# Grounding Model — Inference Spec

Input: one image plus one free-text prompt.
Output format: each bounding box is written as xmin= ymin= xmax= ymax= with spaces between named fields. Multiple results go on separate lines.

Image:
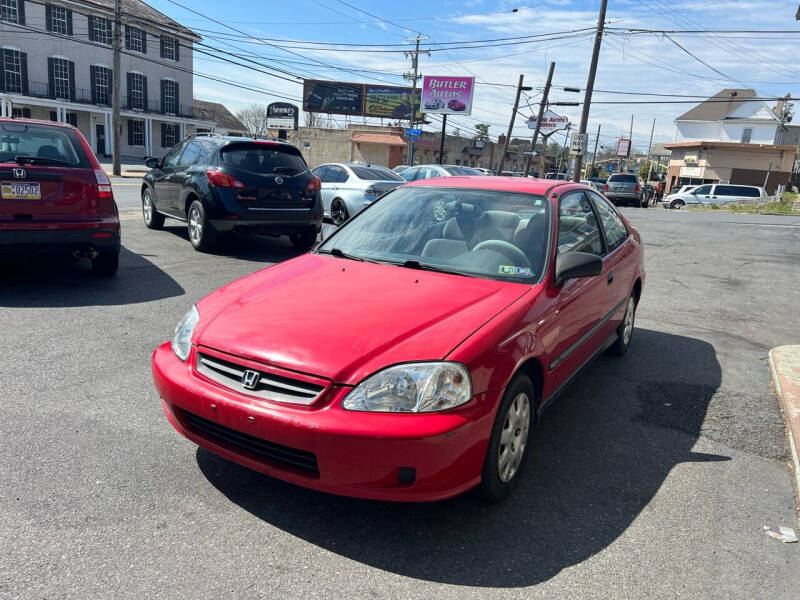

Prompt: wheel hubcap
xmin=331 ymin=201 xmax=346 ymax=225
xmin=623 ymin=297 xmax=635 ymax=345
xmin=498 ymin=393 xmax=530 ymax=483
xmin=143 ymin=193 xmax=152 ymax=222
xmin=189 ymin=208 xmax=202 ymax=244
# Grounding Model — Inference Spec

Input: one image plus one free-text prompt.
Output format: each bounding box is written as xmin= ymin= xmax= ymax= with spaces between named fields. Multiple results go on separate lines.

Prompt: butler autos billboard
xmin=420 ymin=76 xmax=475 ymax=116
xmin=303 ymin=80 xmax=421 ymax=118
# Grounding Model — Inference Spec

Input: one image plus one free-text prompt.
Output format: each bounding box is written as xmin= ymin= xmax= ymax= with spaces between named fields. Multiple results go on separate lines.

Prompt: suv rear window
xmin=350 ymin=166 xmax=403 ymax=181
xmin=0 ymin=122 xmax=89 ymax=167
xmin=608 ymin=174 xmax=636 ymax=182
xmin=220 ymin=143 xmax=307 ymax=174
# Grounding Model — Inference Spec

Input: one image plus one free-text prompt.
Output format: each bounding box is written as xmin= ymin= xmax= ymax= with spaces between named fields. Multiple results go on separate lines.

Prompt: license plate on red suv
xmin=1 ymin=181 xmax=41 ymax=200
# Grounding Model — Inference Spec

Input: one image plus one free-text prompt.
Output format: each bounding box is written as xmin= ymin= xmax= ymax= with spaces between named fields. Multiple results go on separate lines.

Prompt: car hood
xmin=194 ymin=254 xmax=530 ymax=385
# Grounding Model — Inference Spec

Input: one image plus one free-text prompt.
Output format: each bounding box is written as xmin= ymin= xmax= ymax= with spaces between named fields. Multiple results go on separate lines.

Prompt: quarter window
xmin=558 ymin=192 xmax=603 ymax=256
xmin=588 ymin=191 xmax=628 ymax=252
xmin=0 ymin=0 xmax=20 ymax=23
xmin=2 ymin=49 xmax=24 ymax=94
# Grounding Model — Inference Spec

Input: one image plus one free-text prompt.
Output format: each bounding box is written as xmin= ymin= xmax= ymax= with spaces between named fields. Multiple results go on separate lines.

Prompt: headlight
xmin=171 ymin=305 xmax=199 ymax=362
xmin=342 ymin=362 xmax=472 ymax=413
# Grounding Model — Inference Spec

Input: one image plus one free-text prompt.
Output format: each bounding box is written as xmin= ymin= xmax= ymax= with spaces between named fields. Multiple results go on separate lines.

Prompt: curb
xmin=769 ymin=346 xmax=800 ymax=501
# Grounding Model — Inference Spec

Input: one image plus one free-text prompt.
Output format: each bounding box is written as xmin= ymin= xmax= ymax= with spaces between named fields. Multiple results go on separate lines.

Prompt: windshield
xmin=0 ymin=122 xmax=88 ymax=167
xmin=350 ymin=166 xmax=403 ymax=181
xmin=220 ymin=144 xmax=307 ymax=174
xmin=444 ymin=166 xmax=481 ymax=176
xmin=318 ymin=186 xmax=551 ymax=282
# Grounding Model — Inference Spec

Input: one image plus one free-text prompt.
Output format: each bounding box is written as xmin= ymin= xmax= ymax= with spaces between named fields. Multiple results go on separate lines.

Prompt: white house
xmin=0 ymin=0 xmax=220 ymax=158
xmin=673 ymin=89 xmax=785 ymax=145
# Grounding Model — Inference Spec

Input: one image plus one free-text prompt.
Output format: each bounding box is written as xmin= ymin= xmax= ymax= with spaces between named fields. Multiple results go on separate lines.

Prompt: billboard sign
xmin=365 ymin=85 xmax=422 ymax=119
xmin=616 ymin=137 xmax=631 ymax=157
xmin=420 ymin=76 xmax=475 ymax=116
xmin=266 ymin=102 xmax=299 ymax=130
xmin=526 ymin=110 xmax=569 ymax=134
xmin=303 ymin=80 xmax=364 ymax=115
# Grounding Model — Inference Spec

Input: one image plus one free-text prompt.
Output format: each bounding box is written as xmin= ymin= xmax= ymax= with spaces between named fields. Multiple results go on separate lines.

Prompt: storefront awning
xmin=350 ymin=133 xmax=407 ymax=146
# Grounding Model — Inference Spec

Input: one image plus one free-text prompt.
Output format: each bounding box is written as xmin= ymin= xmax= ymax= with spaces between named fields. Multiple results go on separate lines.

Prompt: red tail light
xmin=306 ymin=176 xmax=321 ymax=192
xmin=603 ymin=183 xmax=609 ymax=192
xmin=94 ymin=169 xmax=113 ymax=200
xmin=206 ymin=169 xmax=246 ymax=189
xmin=635 ymin=184 xmax=640 ymax=193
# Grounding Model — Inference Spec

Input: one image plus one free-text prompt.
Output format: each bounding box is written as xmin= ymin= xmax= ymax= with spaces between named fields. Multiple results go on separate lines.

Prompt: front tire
xmin=670 ymin=200 xmax=684 ymax=210
xmin=187 ymin=200 xmax=217 ymax=252
xmin=610 ymin=293 xmax=636 ymax=356
xmin=478 ymin=374 xmax=534 ymax=501
xmin=330 ymin=199 xmax=349 ymax=226
xmin=142 ymin=188 xmax=165 ymax=230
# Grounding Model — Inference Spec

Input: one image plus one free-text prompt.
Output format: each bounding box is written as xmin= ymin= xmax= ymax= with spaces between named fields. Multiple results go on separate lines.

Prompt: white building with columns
xmin=0 ymin=0 xmax=216 ymax=158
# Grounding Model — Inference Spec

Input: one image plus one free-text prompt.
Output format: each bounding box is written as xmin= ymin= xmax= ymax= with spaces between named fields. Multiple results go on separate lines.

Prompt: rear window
xmin=444 ymin=166 xmax=480 ymax=176
xmin=220 ymin=143 xmax=307 ymax=174
xmin=0 ymin=122 xmax=89 ymax=167
xmin=608 ymin=174 xmax=636 ymax=182
xmin=350 ymin=166 xmax=403 ymax=181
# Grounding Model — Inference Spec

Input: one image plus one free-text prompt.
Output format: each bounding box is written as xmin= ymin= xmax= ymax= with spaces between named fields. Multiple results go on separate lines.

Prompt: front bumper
xmin=152 ymin=343 xmax=497 ymax=502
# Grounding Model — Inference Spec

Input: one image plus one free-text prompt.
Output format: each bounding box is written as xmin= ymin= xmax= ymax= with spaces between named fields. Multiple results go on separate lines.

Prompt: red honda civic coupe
xmin=152 ymin=177 xmax=645 ymax=501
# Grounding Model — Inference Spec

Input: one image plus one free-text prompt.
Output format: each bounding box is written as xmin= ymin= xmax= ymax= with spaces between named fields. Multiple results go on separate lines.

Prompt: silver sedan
xmin=311 ymin=162 xmax=405 ymax=225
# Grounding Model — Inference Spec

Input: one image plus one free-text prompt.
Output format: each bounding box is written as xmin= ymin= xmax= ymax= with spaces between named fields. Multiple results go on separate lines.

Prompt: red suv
xmin=0 ymin=118 xmax=120 ymax=276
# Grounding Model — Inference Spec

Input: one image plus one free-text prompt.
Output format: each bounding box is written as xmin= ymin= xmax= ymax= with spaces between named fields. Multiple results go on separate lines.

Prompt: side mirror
xmin=555 ymin=251 xmax=603 ymax=285
xmin=145 ymin=157 xmax=160 ymax=169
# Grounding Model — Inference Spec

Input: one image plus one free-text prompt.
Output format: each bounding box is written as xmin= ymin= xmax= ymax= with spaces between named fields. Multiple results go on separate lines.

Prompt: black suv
xmin=141 ymin=134 xmax=322 ymax=251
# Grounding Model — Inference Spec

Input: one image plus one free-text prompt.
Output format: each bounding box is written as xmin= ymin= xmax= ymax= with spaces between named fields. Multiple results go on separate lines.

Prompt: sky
xmin=147 ymin=0 xmax=800 ymax=153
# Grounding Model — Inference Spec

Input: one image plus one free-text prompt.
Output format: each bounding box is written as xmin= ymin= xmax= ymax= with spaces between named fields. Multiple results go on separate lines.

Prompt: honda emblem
xmin=13 ymin=168 xmax=26 ymax=179
xmin=241 ymin=369 xmax=260 ymax=390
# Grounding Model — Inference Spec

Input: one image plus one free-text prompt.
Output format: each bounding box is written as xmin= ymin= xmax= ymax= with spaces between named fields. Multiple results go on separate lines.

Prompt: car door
xmin=543 ymin=190 xmax=610 ymax=390
xmin=691 ymin=184 xmax=713 ymax=204
xmin=169 ymin=140 xmax=202 ymax=214
xmin=152 ymin=140 xmax=186 ymax=213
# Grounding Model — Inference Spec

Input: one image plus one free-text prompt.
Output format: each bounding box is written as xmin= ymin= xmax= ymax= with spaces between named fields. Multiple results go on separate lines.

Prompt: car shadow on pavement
xmin=0 ymin=246 xmax=184 ymax=307
xmin=196 ymin=328 xmax=726 ymax=587
xmin=162 ymin=225 xmax=306 ymax=264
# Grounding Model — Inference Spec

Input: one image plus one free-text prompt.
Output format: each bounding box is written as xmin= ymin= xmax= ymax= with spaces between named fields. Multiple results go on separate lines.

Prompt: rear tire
xmin=610 ymin=294 xmax=636 ymax=356
xmin=290 ymin=230 xmax=318 ymax=251
xmin=187 ymin=200 xmax=216 ymax=252
xmin=92 ymin=250 xmax=119 ymax=277
xmin=142 ymin=188 xmax=164 ymax=230
xmin=478 ymin=374 xmax=534 ymax=501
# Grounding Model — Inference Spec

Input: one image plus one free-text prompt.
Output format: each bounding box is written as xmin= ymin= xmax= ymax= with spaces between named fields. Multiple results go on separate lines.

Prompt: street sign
xmin=522 ymin=150 xmax=536 ymax=156
xmin=616 ymin=137 xmax=631 ymax=157
xmin=570 ymin=132 xmax=588 ymax=156
xmin=526 ymin=110 xmax=569 ymax=134
xmin=405 ymin=128 xmax=422 ymax=137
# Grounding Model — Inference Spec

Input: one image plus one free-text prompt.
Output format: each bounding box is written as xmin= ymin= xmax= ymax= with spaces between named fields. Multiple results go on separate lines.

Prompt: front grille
xmin=196 ymin=352 xmax=325 ymax=405
xmin=178 ymin=408 xmax=320 ymax=476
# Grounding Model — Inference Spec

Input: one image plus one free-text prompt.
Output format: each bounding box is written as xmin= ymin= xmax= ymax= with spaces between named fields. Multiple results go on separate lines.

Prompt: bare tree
xmin=304 ymin=111 xmax=320 ymax=128
xmin=236 ymin=104 xmax=270 ymax=137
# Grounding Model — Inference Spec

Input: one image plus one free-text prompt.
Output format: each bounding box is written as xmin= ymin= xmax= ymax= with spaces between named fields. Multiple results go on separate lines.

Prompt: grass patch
xmin=726 ymin=201 xmax=799 ymax=215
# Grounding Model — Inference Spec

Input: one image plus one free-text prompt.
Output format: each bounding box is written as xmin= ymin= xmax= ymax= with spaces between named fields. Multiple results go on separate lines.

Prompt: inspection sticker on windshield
xmin=499 ymin=265 xmax=532 ymax=277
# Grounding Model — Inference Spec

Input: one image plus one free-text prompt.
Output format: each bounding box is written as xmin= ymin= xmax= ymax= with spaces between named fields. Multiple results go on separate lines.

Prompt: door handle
xmin=712 ymin=196 xmax=717 ymax=199
xmin=607 ymin=271 xmax=614 ymax=284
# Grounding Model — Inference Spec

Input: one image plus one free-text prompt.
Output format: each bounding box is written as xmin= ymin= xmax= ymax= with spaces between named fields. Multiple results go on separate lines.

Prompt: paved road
xmin=1 ymin=204 xmax=799 ymax=599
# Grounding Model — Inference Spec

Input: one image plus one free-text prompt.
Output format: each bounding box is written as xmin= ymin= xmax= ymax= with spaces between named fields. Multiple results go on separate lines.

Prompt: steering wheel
xmin=472 ymin=240 xmax=531 ymax=269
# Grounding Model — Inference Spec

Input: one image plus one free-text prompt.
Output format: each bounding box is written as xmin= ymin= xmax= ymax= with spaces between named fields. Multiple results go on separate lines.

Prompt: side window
xmin=715 ymin=185 xmax=736 ymax=196
xmin=400 ymin=167 xmax=416 ymax=181
xmin=336 ymin=167 xmax=350 ymax=183
xmin=745 ymin=187 xmax=761 ymax=198
xmin=178 ymin=140 xmax=201 ymax=166
xmin=558 ymin=192 xmax=603 ymax=256
xmin=588 ymin=191 xmax=629 ymax=252
xmin=326 ymin=165 xmax=343 ymax=183
xmin=162 ymin=141 xmax=186 ymax=168
xmin=692 ymin=185 xmax=712 ymax=195
xmin=413 ymin=168 xmax=430 ymax=181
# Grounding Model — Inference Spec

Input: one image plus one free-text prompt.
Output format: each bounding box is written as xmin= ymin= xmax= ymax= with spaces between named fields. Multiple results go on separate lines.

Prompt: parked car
xmin=392 ymin=164 xmax=410 ymax=174
xmin=447 ymin=99 xmax=467 ymax=111
xmin=0 ymin=118 xmax=120 ymax=275
xmin=545 ymin=172 xmax=567 ymax=180
xmin=152 ymin=178 xmax=645 ymax=501
xmin=312 ymin=162 xmax=405 ymax=226
xmin=424 ymin=99 xmax=444 ymax=110
xmin=581 ymin=179 xmax=604 ymax=192
xmin=141 ymin=134 xmax=321 ymax=252
xmin=588 ymin=176 xmax=607 ymax=186
xmin=603 ymin=173 xmax=643 ymax=207
xmin=473 ymin=167 xmax=493 ymax=175
xmin=670 ymin=184 xmax=699 ymax=197
xmin=499 ymin=171 xmax=526 ymax=177
xmin=400 ymin=164 xmax=482 ymax=181
xmin=664 ymin=183 xmax=767 ymax=209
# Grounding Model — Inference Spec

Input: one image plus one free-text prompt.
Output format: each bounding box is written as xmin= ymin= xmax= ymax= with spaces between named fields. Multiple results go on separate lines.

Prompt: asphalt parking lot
xmin=1 ymin=183 xmax=799 ymax=599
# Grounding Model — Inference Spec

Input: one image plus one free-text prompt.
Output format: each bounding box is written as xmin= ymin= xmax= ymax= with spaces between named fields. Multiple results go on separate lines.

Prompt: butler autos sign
xmin=526 ymin=110 xmax=569 ymax=134
xmin=420 ymin=76 xmax=475 ymax=116
xmin=266 ymin=102 xmax=298 ymax=130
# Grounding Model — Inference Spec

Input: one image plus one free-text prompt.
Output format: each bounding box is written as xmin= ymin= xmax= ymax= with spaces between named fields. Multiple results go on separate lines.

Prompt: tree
xmin=304 ymin=111 xmax=320 ymax=128
xmin=236 ymin=104 xmax=270 ymax=137
xmin=473 ymin=123 xmax=490 ymax=141
xmin=639 ymin=161 xmax=653 ymax=181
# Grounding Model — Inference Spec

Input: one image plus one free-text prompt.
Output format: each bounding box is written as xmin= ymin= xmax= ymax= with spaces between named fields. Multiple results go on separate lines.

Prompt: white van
xmin=665 ymin=183 xmax=766 ymax=209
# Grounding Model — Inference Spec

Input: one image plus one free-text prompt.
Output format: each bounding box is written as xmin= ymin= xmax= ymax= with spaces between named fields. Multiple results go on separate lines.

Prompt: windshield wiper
xmin=319 ymin=247 xmax=383 ymax=264
xmin=398 ymin=259 xmax=477 ymax=278
xmin=15 ymin=155 xmax=70 ymax=166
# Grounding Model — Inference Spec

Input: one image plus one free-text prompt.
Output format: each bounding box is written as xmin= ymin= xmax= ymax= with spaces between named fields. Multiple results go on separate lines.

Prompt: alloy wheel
xmin=142 ymin=191 xmax=153 ymax=223
xmin=622 ymin=297 xmax=636 ymax=346
xmin=498 ymin=392 xmax=530 ymax=483
xmin=188 ymin=207 xmax=203 ymax=245
xmin=331 ymin=200 xmax=347 ymax=226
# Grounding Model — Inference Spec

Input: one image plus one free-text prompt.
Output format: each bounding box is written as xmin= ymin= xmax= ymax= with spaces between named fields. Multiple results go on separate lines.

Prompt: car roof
xmin=405 ymin=175 xmax=590 ymax=203
xmin=0 ymin=116 xmax=77 ymax=130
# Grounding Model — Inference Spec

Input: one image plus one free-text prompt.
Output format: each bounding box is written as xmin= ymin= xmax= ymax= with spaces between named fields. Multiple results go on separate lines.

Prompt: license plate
xmin=1 ymin=181 xmax=41 ymax=200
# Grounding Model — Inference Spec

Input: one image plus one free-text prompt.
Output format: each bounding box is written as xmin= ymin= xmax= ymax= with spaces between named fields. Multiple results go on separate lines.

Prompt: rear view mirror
xmin=145 ymin=157 xmax=160 ymax=169
xmin=555 ymin=252 xmax=603 ymax=284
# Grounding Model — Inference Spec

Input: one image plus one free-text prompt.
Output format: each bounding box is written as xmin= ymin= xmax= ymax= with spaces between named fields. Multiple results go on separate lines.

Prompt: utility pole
xmin=112 ymin=0 xmax=121 ymax=176
xmin=404 ymin=36 xmax=428 ymax=167
xmin=645 ymin=117 xmax=655 ymax=182
xmin=625 ymin=114 xmax=633 ymax=171
xmin=497 ymin=74 xmax=531 ymax=174
xmin=588 ymin=123 xmax=601 ymax=179
xmin=524 ymin=61 xmax=555 ymax=177
xmin=572 ymin=0 xmax=608 ymax=182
